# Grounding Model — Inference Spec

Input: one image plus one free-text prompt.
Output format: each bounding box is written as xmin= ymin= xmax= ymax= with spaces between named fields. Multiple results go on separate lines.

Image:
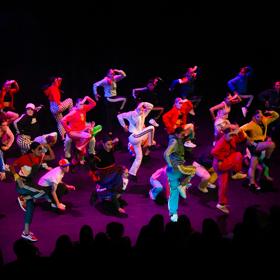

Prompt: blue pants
xmin=16 ymin=183 xmax=46 ymax=225
xmin=166 ymin=167 xmax=184 ymax=216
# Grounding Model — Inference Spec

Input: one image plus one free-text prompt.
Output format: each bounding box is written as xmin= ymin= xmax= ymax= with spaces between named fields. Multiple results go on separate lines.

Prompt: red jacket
xmin=211 ymin=131 xmax=246 ymax=161
xmin=162 ymin=100 xmax=193 ymax=134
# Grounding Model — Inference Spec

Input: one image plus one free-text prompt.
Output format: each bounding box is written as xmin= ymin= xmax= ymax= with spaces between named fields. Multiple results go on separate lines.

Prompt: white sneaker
xmin=216 ymin=203 xmax=230 ymax=214
xmin=149 ymin=118 xmax=159 ymax=127
xmin=241 ymin=107 xmax=248 ymax=118
xmin=184 ymin=141 xmax=197 ymax=148
xmin=122 ymin=178 xmax=129 ymax=191
xmin=170 ymin=213 xmax=178 ymax=222
xmin=149 ymin=190 xmax=156 ymax=200
xmin=177 ymin=185 xmax=187 ymax=199
xmin=207 ymin=183 xmax=216 ymax=189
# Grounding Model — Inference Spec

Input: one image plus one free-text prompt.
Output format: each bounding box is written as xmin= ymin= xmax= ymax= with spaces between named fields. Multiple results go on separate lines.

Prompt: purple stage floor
xmin=1 ymin=110 xmax=280 ymax=264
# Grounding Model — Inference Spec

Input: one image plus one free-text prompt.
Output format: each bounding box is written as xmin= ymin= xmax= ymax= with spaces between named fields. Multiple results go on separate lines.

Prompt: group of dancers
xmin=0 ymin=65 xmax=279 ymax=240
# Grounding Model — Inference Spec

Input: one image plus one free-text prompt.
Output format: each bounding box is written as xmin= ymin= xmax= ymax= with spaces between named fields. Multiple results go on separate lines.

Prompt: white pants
xmin=128 ymin=125 xmax=155 ymax=176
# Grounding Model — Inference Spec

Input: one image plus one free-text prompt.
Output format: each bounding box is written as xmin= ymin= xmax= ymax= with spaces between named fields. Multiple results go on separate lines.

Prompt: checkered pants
xmin=16 ymin=134 xmax=32 ymax=154
xmin=50 ymin=98 xmax=73 ymax=138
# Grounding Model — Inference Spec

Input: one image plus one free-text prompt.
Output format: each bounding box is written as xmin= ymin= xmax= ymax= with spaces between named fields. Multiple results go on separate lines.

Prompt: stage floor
xmin=1 ymin=109 xmax=280 ymax=264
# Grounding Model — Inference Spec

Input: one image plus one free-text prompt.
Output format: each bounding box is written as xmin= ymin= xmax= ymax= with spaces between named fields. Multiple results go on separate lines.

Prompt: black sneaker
xmin=118 ymin=197 xmax=128 ymax=207
xmin=128 ymin=174 xmax=138 ymax=182
xmin=249 ymin=183 xmax=261 ymax=192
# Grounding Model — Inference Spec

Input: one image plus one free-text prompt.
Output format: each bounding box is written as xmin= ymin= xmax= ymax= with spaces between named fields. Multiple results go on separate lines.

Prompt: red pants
xmin=213 ymin=152 xmax=243 ymax=205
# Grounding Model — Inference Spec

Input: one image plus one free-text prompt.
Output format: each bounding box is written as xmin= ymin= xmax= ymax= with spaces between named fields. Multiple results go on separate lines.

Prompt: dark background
xmin=1 ymin=1 xmax=279 ymax=128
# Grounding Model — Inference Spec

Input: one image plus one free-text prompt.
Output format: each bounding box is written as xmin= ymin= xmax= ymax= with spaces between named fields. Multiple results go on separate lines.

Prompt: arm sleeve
xmin=93 ymin=78 xmax=106 ymax=96
xmin=117 ymin=111 xmax=132 ymax=127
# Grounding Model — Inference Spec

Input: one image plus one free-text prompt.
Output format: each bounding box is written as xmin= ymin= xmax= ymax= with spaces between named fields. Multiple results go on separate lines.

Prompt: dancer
xmin=227 ymin=66 xmax=254 ymax=118
xmin=132 ymin=77 xmax=164 ymax=127
xmin=240 ymin=110 xmax=279 ymax=190
xmin=162 ymin=97 xmax=196 ymax=148
xmin=61 ymin=96 xmax=96 ymax=165
xmin=0 ymin=79 xmax=20 ymax=111
xmin=211 ymin=127 xmax=246 ymax=214
xmin=0 ymin=113 xmax=15 ymax=156
xmin=93 ymin=68 xmax=127 ymax=132
xmin=10 ymin=141 xmax=55 ymax=242
xmin=258 ymin=81 xmax=280 ymax=110
xmin=43 ymin=76 xmax=73 ymax=140
xmin=38 ymin=158 xmax=76 ymax=211
xmin=89 ymin=134 xmax=128 ymax=217
xmin=209 ymin=93 xmax=241 ymax=142
xmin=169 ymin=66 xmax=202 ymax=108
xmin=149 ymin=165 xmax=169 ymax=203
xmin=117 ymin=102 xmax=156 ymax=181
xmin=164 ymin=127 xmax=196 ymax=222
xmin=13 ymin=103 xmax=44 ymax=154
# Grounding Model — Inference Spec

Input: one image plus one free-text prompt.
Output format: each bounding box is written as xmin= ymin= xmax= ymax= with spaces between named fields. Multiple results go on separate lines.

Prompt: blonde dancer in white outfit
xmin=117 ymin=102 xmax=155 ymax=180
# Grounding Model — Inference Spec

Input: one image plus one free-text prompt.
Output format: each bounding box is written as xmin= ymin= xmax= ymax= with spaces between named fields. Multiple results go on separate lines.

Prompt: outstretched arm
xmin=132 ymin=87 xmax=146 ymax=99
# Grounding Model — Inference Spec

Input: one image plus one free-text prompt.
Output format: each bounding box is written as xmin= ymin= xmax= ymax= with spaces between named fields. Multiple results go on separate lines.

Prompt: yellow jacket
xmin=240 ymin=111 xmax=279 ymax=141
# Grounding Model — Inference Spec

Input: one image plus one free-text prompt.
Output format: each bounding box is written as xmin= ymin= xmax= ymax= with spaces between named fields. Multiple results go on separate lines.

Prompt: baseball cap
xmin=59 ymin=158 xmax=71 ymax=167
xmin=25 ymin=103 xmax=35 ymax=110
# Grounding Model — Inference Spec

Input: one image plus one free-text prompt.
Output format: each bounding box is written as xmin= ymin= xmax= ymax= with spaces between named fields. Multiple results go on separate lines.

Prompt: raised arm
xmin=42 ymin=144 xmax=55 ymax=161
xmin=82 ymin=96 xmax=96 ymax=111
xmin=209 ymin=102 xmax=225 ymax=121
xmin=1 ymin=126 xmax=14 ymax=151
xmin=113 ymin=69 xmax=126 ymax=82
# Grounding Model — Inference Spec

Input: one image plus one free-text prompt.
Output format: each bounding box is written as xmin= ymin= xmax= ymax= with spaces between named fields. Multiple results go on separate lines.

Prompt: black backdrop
xmin=1 ymin=1 xmax=279 ymax=130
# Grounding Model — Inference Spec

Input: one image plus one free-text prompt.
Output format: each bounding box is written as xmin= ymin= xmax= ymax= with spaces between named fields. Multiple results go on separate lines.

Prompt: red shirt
xmin=13 ymin=153 xmax=44 ymax=177
xmin=62 ymin=105 xmax=92 ymax=132
xmin=162 ymin=100 xmax=193 ymax=134
xmin=44 ymin=85 xmax=61 ymax=104
xmin=13 ymin=154 xmax=43 ymax=168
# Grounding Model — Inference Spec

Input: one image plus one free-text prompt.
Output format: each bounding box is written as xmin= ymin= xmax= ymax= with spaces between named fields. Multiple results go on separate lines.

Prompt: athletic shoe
xmin=216 ymin=203 xmax=230 ymax=214
xmin=17 ymin=196 xmax=27 ymax=212
xmin=170 ymin=213 xmax=178 ymax=222
xmin=198 ymin=186 xmax=208 ymax=193
xmin=149 ymin=190 xmax=156 ymax=200
xmin=231 ymin=172 xmax=247 ymax=180
xmin=21 ymin=231 xmax=38 ymax=242
xmin=149 ymin=118 xmax=159 ymax=127
xmin=241 ymin=107 xmax=248 ymax=118
xmin=177 ymin=185 xmax=187 ymax=199
xmin=184 ymin=141 xmax=197 ymax=148
xmin=207 ymin=183 xmax=216 ymax=189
